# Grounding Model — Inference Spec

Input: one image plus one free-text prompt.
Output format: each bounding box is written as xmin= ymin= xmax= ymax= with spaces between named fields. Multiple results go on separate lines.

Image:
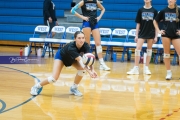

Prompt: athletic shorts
xmin=138 ymin=38 xmax=155 ymax=40
xmin=161 ymin=35 xmax=180 ymax=40
xmin=54 ymin=49 xmax=62 ymax=60
xmin=82 ymin=21 xmax=99 ymax=30
xmin=44 ymin=20 xmax=55 ymax=32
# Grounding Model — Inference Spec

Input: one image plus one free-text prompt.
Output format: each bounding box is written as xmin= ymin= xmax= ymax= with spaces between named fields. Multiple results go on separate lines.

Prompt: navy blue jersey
xmin=43 ymin=0 xmax=57 ymax=21
xmin=155 ymin=7 xmax=180 ymax=38
xmin=81 ymin=0 xmax=98 ymax=26
xmin=60 ymin=41 xmax=90 ymax=66
xmin=135 ymin=7 xmax=158 ymax=39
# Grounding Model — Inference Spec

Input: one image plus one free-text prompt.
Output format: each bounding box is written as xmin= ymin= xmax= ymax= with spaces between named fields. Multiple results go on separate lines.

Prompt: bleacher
xmin=98 ymin=0 xmax=177 ymax=29
xmin=1 ymin=0 xmax=179 ymax=42
xmin=0 ymin=0 xmax=72 ymax=42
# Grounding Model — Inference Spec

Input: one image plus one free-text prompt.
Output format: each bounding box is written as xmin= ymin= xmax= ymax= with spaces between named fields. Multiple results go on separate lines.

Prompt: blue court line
xmin=0 ymin=99 xmax=6 ymax=113
xmin=0 ymin=65 xmax=42 ymax=114
xmin=0 ymin=97 xmax=35 ymax=114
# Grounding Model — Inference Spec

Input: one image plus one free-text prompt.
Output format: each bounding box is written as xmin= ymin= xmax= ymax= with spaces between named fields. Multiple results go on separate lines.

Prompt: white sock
xmin=134 ymin=66 xmax=139 ymax=69
xmin=72 ymin=83 xmax=78 ymax=89
xmin=144 ymin=66 xmax=149 ymax=70
xmin=36 ymin=83 xmax=42 ymax=88
xmin=99 ymin=58 xmax=104 ymax=64
xmin=167 ymin=70 xmax=171 ymax=73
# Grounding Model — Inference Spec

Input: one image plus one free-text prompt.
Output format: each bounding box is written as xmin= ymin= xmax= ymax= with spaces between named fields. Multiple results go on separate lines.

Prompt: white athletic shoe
xmin=99 ymin=63 xmax=110 ymax=71
xmin=144 ymin=69 xmax=151 ymax=75
xmin=70 ymin=87 xmax=83 ymax=96
xmin=127 ymin=67 xmax=139 ymax=75
xmin=30 ymin=85 xmax=42 ymax=96
xmin=166 ymin=71 xmax=172 ymax=80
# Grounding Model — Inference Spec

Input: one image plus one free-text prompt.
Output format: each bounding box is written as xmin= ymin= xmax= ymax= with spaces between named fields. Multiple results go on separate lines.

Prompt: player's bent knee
xmin=163 ymin=53 xmax=170 ymax=58
xmin=48 ymin=76 xmax=56 ymax=83
xmin=147 ymin=49 xmax=152 ymax=56
xmin=77 ymin=70 xmax=86 ymax=76
xmin=135 ymin=49 xmax=141 ymax=56
xmin=96 ymin=45 xmax=102 ymax=54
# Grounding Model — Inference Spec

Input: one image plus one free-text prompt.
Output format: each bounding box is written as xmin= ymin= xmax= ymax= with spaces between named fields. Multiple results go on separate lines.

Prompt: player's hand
xmin=153 ymin=37 xmax=157 ymax=43
xmin=91 ymin=70 xmax=98 ymax=78
xmin=176 ymin=30 xmax=180 ymax=36
xmin=96 ymin=16 xmax=101 ymax=22
xmin=87 ymin=71 xmax=96 ymax=78
xmin=56 ymin=21 xmax=59 ymax=26
xmin=86 ymin=67 xmax=97 ymax=78
xmin=82 ymin=16 xmax=89 ymax=21
xmin=48 ymin=17 xmax=52 ymax=23
xmin=158 ymin=30 xmax=165 ymax=35
xmin=134 ymin=36 xmax=138 ymax=42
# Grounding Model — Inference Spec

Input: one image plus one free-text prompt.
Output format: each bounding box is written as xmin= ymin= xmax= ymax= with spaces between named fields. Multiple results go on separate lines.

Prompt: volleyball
xmin=82 ymin=53 xmax=95 ymax=66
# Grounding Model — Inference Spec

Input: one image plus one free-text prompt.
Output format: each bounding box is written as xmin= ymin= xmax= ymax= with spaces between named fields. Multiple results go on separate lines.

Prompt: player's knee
xmin=77 ymin=70 xmax=86 ymax=76
xmin=95 ymin=41 xmax=101 ymax=46
xmin=48 ymin=76 xmax=57 ymax=83
xmin=163 ymin=53 xmax=170 ymax=58
xmin=96 ymin=45 xmax=102 ymax=54
xmin=147 ymin=49 xmax=152 ymax=56
xmin=135 ymin=49 xmax=141 ymax=56
xmin=84 ymin=35 xmax=90 ymax=40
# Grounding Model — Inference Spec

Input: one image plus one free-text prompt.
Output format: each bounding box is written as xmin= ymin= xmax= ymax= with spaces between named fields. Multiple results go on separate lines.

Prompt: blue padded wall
xmin=0 ymin=0 xmax=71 ymax=42
xmin=98 ymin=0 xmax=176 ymax=30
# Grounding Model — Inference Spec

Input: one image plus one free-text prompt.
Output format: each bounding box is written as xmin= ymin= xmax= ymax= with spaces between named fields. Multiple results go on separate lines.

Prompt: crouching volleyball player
xmin=30 ymin=31 xmax=97 ymax=96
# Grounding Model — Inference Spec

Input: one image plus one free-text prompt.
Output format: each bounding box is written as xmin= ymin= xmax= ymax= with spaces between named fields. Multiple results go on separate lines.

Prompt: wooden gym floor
xmin=0 ymin=46 xmax=180 ymax=120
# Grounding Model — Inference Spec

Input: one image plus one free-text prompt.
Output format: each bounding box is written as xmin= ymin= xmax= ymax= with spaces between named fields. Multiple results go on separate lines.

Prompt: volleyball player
xmin=127 ymin=0 xmax=158 ymax=75
xmin=153 ymin=0 xmax=180 ymax=80
xmin=30 ymin=31 xmax=97 ymax=96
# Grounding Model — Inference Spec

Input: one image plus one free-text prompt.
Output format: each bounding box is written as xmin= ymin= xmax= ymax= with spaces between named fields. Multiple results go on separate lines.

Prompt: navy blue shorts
xmin=161 ymin=35 xmax=180 ymax=40
xmin=54 ymin=49 xmax=62 ymax=60
xmin=82 ymin=21 xmax=99 ymax=30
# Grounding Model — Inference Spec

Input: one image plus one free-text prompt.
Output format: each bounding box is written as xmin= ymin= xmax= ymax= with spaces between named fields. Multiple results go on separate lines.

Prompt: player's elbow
xmin=153 ymin=20 xmax=157 ymax=25
xmin=70 ymin=8 xmax=73 ymax=13
xmin=71 ymin=8 xmax=76 ymax=15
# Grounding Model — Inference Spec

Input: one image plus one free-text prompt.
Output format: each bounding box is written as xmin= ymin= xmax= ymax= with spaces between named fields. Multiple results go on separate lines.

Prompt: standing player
xmin=70 ymin=0 xmax=110 ymax=71
xmin=30 ymin=31 xmax=97 ymax=96
xmin=153 ymin=0 xmax=180 ymax=80
xmin=43 ymin=0 xmax=59 ymax=53
xmin=127 ymin=0 xmax=158 ymax=75
xmin=43 ymin=0 xmax=58 ymax=37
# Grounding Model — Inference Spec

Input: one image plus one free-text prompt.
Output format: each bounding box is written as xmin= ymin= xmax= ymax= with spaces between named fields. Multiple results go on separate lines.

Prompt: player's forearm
xmin=70 ymin=2 xmax=84 ymax=20
xmin=74 ymin=13 xmax=84 ymax=20
xmin=153 ymin=20 xmax=160 ymax=32
xmin=136 ymin=23 xmax=140 ymax=36
xmin=98 ymin=8 xmax=105 ymax=19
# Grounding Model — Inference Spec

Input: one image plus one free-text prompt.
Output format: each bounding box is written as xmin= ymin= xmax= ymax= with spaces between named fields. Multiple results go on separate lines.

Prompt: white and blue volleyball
xmin=82 ymin=53 xmax=95 ymax=66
